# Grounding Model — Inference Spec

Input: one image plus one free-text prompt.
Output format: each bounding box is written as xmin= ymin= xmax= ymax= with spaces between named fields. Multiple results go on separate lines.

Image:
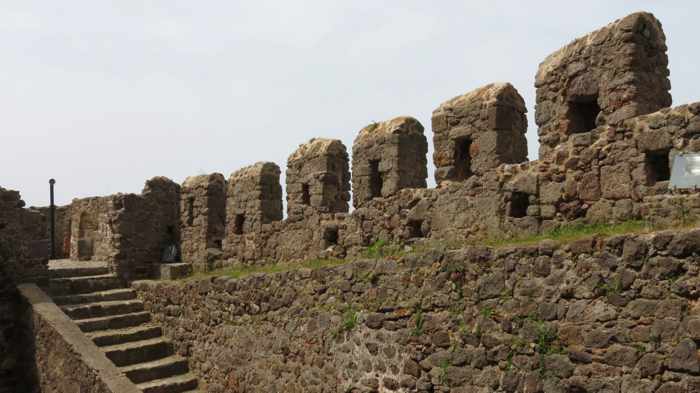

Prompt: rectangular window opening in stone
xmin=454 ymin=137 xmax=473 ymax=180
xmin=213 ymin=239 xmax=223 ymax=249
xmin=508 ymin=192 xmax=530 ymax=218
xmin=566 ymin=95 xmax=601 ymax=134
xmin=186 ymin=196 xmax=195 ymax=226
xmin=369 ymin=159 xmax=382 ymax=199
xmin=166 ymin=225 xmax=176 ymax=244
xmin=407 ymin=219 xmax=424 ymax=238
xmin=301 ymin=183 xmax=311 ymax=205
xmin=323 ymin=227 xmax=339 ymax=246
xmin=233 ymin=214 xmax=245 ymax=235
xmin=645 ymin=149 xmax=671 ymax=185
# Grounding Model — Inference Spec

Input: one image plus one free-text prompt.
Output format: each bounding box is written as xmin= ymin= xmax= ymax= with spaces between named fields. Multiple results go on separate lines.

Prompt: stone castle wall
xmin=3 ymin=12 xmax=698 ymax=282
xmin=18 ymin=284 xmax=140 ymax=393
xmin=0 ymin=188 xmax=51 ymax=390
xmin=287 ymin=138 xmax=351 ymax=218
xmin=433 ymin=83 xmax=528 ymax=184
xmin=61 ymin=177 xmax=180 ymax=280
xmin=535 ymin=12 xmax=671 ymax=159
xmin=0 ymin=188 xmax=49 ymax=284
xmin=134 ymin=228 xmax=700 ymax=392
xmin=181 ymin=173 xmax=226 ymax=268
xmin=353 ymin=117 xmax=428 ymax=207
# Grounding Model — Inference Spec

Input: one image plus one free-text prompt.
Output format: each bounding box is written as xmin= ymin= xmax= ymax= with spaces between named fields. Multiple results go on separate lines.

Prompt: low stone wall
xmin=0 ymin=187 xmax=49 ymax=284
xmin=18 ymin=284 xmax=139 ymax=393
xmin=134 ymin=228 xmax=700 ymax=392
xmin=0 ymin=270 xmax=18 ymax=392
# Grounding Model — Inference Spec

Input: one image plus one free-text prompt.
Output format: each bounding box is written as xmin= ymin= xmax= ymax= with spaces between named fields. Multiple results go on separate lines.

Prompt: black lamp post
xmin=49 ymin=179 xmax=56 ymax=260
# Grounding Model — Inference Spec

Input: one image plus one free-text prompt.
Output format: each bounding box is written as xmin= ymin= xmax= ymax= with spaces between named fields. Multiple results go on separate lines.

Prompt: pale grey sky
xmin=2 ymin=1 xmax=698 ymax=206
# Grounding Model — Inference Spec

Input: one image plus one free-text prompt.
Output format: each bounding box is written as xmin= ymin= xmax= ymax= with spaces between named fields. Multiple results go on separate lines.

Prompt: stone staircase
xmin=46 ymin=260 xmax=201 ymax=393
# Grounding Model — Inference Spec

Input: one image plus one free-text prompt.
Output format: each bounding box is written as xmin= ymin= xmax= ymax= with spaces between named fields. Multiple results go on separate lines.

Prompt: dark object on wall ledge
xmin=49 ymin=179 xmax=55 ymax=260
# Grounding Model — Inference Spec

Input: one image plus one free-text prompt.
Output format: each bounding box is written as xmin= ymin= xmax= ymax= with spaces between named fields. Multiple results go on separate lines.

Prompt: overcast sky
xmin=2 ymin=1 xmax=698 ymax=207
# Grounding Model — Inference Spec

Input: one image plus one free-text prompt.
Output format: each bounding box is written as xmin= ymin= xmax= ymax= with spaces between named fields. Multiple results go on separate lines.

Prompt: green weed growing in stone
xmin=533 ymin=321 xmax=560 ymax=376
xmin=443 ymin=261 xmax=465 ymax=275
xmin=650 ymin=333 xmax=662 ymax=349
xmin=598 ymin=276 xmax=622 ymax=296
xmin=182 ymin=257 xmax=347 ymax=281
xmin=480 ymin=306 xmax=494 ymax=319
xmin=411 ymin=307 xmax=425 ymax=337
xmin=365 ymin=121 xmax=379 ymax=133
xmin=499 ymin=287 xmax=513 ymax=302
xmin=505 ymin=351 xmax=514 ymax=371
xmin=363 ymin=239 xmax=406 ymax=259
xmin=485 ymin=220 xmax=654 ymax=248
xmin=634 ymin=343 xmax=647 ymax=355
xmin=457 ymin=318 xmax=470 ymax=338
xmin=474 ymin=325 xmax=482 ymax=339
xmin=438 ymin=358 xmax=450 ymax=385
xmin=534 ymin=322 xmax=559 ymax=355
xmin=341 ymin=308 xmax=358 ymax=332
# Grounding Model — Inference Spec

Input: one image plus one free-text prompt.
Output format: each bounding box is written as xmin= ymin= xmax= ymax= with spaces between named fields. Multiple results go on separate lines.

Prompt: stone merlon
xmin=352 ymin=116 xmax=428 ymax=208
xmin=432 ymin=82 xmax=528 ymax=184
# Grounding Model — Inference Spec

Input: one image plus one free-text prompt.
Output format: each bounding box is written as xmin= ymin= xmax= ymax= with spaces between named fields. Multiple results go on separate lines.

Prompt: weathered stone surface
xmin=432 ymin=83 xmax=527 ymax=184
xmin=352 ymin=116 xmax=428 ymax=207
xmin=535 ymin=12 xmax=671 ymax=158
xmin=18 ymin=284 xmax=140 ymax=393
xmin=668 ymin=338 xmax=700 ymax=373
xmin=180 ymin=173 xmax=226 ymax=268
xmin=4 ymin=9 xmax=700 ymax=393
xmin=223 ymin=162 xmax=283 ymax=261
xmin=287 ymin=138 xmax=350 ymax=218
xmin=132 ymin=230 xmax=700 ymax=392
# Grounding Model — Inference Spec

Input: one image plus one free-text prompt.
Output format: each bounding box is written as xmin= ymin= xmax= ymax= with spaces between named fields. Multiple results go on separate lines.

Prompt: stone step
xmin=49 ymin=274 xmax=122 ymax=296
xmin=137 ymin=373 xmax=198 ymax=393
xmin=53 ymin=288 xmax=137 ymax=306
xmin=50 ymin=265 xmax=110 ymax=279
xmin=89 ymin=324 xmax=163 ymax=347
xmin=103 ymin=337 xmax=173 ymax=367
xmin=121 ymin=355 xmax=189 ymax=384
xmin=77 ymin=311 xmax=151 ymax=333
xmin=62 ymin=299 xmax=144 ymax=320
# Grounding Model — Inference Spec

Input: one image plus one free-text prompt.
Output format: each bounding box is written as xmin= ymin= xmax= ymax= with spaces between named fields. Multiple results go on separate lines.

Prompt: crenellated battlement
xmin=2 ymin=11 xmax=698 ymax=280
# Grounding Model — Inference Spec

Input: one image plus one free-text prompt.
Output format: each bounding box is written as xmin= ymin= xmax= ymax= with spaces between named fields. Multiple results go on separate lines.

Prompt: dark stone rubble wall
xmin=66 ymin=177 xmax=181 ymax=280
xmin=0 ymin=188 xmax=51 ymax=390
xmin=503 ymin=103 xmax=700 ymax=236
xmin=352 ymin=117 xmax=428 ymax=207
xmin=535 ymin=12 xmax=672 ymax=158
xmin=135 ymin=229 xmax=700 ymax=392
xmin=180 ymin=173 xmax=225 ymax=269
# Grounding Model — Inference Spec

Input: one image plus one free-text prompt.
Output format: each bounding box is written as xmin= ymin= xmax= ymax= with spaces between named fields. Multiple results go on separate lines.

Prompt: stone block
xmin=286 ymin=138 xmax=350 ymax=216
xmin=432 ymin=83 xmax=527 ymax=184
xmin=180 ymin=173 xmax=226 ymax=265
xmin=352 ymin=117 xmax=427 ymax=207
xmin=153 ymin=263 xmax=192 ymax=280
xmin=535 ymin=12 xmax=671 ymax=158
xmin=601 ymin=163 xmax=632 ymax=199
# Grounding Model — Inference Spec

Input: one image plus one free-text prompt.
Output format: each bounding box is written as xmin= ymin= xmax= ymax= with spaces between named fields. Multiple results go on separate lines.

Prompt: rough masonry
xmin=1 ymin=10 xmax=699 ymax=391
xmin=135 ymin=227 xmax=700 ymax=392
